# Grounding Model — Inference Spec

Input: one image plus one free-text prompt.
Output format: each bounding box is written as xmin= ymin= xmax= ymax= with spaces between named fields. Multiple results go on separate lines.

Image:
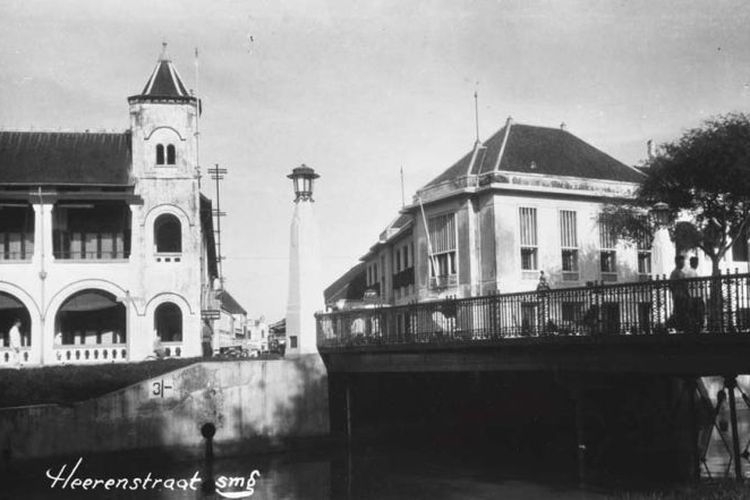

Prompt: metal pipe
xmin=687 ymin=378 xmax=699 ymax=480
xmin=726 ymin=375 xmax=744 ymax=482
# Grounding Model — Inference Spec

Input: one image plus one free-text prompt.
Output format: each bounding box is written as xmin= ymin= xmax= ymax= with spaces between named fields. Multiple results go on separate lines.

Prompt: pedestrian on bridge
xmin=684 ymin=256 xmax=705 ymax=332
xmin=668 ymin=255 xmax=689 ymax=332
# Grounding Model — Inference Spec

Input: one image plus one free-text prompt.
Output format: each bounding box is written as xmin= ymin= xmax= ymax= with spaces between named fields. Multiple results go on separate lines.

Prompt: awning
xmin=59 ymin=292 xmax=120 ymax=312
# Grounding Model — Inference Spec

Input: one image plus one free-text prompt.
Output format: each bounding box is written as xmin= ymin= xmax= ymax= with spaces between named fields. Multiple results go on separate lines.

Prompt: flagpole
xmin=400 ymin=165 xmax=405 ymax=209
xmin=418 ymin=195 xmax=439 ymax=284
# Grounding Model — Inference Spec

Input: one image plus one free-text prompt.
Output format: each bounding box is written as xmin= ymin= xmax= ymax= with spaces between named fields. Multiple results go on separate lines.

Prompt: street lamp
xmin=287 ymin=164 xmax=320 ymax=202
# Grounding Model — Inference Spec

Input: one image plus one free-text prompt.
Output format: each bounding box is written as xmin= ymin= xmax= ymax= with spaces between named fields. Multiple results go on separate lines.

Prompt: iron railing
xmin=0 ymin=251 xmax=33 ymax=260
xmin=53 ymin=250 xmax=129 ymax=260
xmin=316 ymin=271 xmax=750 ymax=348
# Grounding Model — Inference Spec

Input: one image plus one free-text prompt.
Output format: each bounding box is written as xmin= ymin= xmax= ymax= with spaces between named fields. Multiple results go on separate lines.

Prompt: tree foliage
xmin=603 ymin=113 xmax=750 ymax=274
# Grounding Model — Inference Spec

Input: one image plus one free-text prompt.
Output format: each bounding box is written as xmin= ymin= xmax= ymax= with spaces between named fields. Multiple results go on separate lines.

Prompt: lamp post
xmin=287 ymin=164 xmax=320 ymax=203
xmin=285 ymin=164 xmax=323 ymax=356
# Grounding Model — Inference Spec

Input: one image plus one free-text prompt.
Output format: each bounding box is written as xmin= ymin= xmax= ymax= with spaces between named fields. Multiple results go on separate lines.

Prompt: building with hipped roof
xmin=0 ymin=45 xmax=232 ymax=366
xmin=326 ymin=118 xmax=661 ymax=311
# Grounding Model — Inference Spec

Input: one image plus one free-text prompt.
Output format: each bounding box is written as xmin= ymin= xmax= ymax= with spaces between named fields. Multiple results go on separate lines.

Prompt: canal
xmin=5 ymin=375 xmax=750 ymax=499
xmin=6 ymin=415 xmax=746 ymax=500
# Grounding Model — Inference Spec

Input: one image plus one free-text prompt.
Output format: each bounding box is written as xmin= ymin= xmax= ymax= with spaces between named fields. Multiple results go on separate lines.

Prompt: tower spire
xmin=129 ymin=44 xmax=194 ymax=103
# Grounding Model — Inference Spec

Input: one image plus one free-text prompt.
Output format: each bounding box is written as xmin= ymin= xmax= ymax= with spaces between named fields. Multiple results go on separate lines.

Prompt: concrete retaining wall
xmin=0 ymin=354 xmax=329 ymax=461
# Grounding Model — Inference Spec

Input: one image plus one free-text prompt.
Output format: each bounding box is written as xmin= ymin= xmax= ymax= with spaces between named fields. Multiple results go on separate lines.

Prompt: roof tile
xmin=425 ymin=123 xmax=643 ymax=187
xmin=0 ymin=131 xmax=132 ymax=186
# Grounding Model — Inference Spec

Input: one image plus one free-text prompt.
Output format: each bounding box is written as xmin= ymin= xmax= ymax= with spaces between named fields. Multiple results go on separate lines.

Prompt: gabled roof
xmin=269 ymin=318 xmax=285 ymax=334
xmin=217 ymin=290 xmax=247 ymax=315
xmin=324 ymin=262 xmax=367 ymax=304
xmin=425 ymin=122 xmax=644 ymax=187
xmin=360 ymin=213 xmax=413 ymax=261
xmin=128 ymin=45 xmax=195 ymax=103
xmin=0 ymin=131 xmax=132 ymax=186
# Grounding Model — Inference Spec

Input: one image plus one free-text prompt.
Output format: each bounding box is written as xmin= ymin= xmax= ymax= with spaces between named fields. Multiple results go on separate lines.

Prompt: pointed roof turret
xmin=128 ymin=43 xmax=195 ymax=104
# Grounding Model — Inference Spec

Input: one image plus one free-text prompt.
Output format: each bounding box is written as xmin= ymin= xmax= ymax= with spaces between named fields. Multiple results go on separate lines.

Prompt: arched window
xmin=166 ymin=144 xmax=176 ymax=165
xmin=156 ymin=144 xmax=165 ymax=165
xmin=154 ymin=214 xmax=182 ymax=253
xmin=154 ymin=302 xmax=182 ymax=342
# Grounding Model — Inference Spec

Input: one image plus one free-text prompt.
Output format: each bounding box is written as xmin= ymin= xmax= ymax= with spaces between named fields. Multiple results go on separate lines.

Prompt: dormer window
xmin=155 ymin=144 xmax=176 ymax=166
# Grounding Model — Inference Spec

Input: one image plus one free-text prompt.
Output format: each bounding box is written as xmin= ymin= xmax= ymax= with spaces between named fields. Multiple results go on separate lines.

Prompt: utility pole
xmin=208 ymin=164 xmax=227 ymax=288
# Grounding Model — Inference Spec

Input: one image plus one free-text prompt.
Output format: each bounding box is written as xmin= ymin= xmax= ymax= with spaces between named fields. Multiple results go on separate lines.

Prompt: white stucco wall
xmin=0 ymin=99 xmax=207 ymax=366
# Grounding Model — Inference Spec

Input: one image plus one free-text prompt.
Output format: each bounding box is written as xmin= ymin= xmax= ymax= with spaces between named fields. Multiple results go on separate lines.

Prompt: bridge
xmin=315 ymin=272 xmax=750 ymax=484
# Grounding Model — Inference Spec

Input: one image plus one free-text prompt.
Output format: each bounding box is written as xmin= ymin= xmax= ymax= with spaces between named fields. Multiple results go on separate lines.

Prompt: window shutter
xmin=560 ymin=210 xmax=577 ymax=248
xmin=519 ymin=207 xmax=537 ymax=246
xmin=428 ymin=214 xmax=456 ymax=253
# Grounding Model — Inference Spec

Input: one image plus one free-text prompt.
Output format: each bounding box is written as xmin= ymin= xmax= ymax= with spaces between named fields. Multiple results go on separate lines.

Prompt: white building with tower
xmin=0 ymin=46 xmax=226 ymax=366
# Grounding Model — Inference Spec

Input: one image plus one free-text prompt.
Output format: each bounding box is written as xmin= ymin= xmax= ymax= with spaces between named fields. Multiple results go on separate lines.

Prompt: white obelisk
xmin=285 ymin=165 xmax=323 ymax=356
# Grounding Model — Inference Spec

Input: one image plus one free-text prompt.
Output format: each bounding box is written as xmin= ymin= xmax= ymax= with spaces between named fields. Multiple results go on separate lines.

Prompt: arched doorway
xmin=55 ymin=289 xmax=126 ymax=346
xmin=154 ymin=302 xmax=183 ymax=357
xmin=0 ymin=292 xmax=32 ymax=364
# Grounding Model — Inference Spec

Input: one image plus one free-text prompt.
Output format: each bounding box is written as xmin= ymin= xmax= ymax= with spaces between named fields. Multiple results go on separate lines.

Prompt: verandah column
xmin=32 ymin=201 xmax=54 ymax=365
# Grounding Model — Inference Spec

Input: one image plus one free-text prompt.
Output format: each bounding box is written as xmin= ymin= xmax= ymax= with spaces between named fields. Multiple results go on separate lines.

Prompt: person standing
xmin=201 ymin=319 xmax=214 ymax=358
xmin=685 ymin=256 xmax=705 ymax=332
xmin=669 ymin=255 xmax=689 ymax=332
xmin=153 ymin=330 xmax=166 ymax=359
xmin=8 ymin=319 xmax=22 ymax=369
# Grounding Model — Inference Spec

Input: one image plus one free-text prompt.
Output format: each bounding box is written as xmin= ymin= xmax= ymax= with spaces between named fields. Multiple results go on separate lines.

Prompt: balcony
xmin=392 ymin=267 xmax=415 ymax=289
xmin=429 ymin=274 xmax=457 ymax=290
xmin=53 ymin=202 xmax=131 ymax=261
xmin=0 ymin=204 xmax=34 ymax=262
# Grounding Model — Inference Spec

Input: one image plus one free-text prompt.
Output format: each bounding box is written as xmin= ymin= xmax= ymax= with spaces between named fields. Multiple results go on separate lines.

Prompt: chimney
xmin=560 ymin=122 xmax=567 ymax=131
xmin=647 ymin=139 xmax=654 ymax=160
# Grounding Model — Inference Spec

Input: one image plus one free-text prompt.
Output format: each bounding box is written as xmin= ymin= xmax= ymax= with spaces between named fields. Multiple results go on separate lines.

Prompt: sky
xmin=1 ymin=0 xmax=749 ymax=320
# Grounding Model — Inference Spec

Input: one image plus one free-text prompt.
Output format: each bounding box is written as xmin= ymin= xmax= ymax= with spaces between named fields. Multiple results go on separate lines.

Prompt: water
xmin=5 ymin=426 xmax=748 ymax=499
xmin=6 ymin=383 xmax=750 ymax=499
xmin=6 ymin=444 xmax=605 ymax=500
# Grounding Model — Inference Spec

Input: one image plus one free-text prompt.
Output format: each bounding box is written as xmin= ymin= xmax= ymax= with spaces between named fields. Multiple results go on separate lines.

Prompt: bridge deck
xmin=317 ymin=272 xmax=750 ymax=375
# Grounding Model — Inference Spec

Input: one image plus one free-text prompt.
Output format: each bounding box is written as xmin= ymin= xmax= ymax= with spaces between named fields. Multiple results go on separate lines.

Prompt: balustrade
xmin=0 ymin=347 xmax=31 ymax=366
xmin=317 ymin=272 xmax=750 ymax=348
xmin=53 ymin=345 xmax=129 ymax=364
